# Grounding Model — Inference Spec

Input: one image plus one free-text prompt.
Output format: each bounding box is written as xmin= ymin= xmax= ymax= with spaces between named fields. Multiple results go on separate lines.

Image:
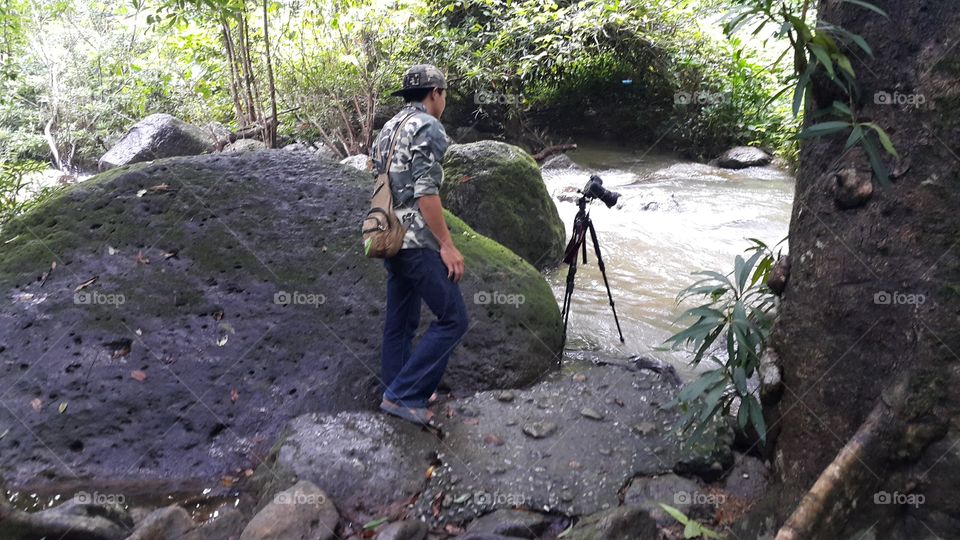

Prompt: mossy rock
xmin=0 ymin=150 xmax=560 ymax=487
xmin=441 ymin=141 xmax=566 ymax=269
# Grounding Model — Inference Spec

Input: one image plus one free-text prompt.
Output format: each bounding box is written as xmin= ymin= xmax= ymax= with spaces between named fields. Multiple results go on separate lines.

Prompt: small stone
xmin=483 ymin=434 xmax=505 ymax=447
xmin=632 ymin=422 xmax=656 ymax=436
xmin=522 ymin=421 xmax=558 ymax=439
xmin=375 ymin=519 xmax=428 ymax=540
xmin=572 ymin=373 xmax=588 ymax=382
xmin=495 ymin=391 xmax=515 ymax=403
xmin=580 ymin=407 xmax=604 ymax=420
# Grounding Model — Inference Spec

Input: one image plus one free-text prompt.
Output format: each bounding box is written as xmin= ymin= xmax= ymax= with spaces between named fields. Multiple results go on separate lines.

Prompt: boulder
xmin=561 ymin=506 xmax=657 ymax=540
xmin=540 ymin=153 xmax=580 ymax=171
xmin=721 ymin=453 xmax=770 ymax=503
xmin=441 ymin=141 xmax=566 ymax=269
xmin=0 ymin=151 xmax=561 ymax=486
xmin=340 ymin=154 xmax=370 ymax=171
xmin=623 ymin=474 xmax=712 ymax=524
xmin=223 ymin=138 xmax=266 ymax=153
xmin=276 ymin=412 xmax=437 ymax=516
xmin=98 ymin=113 xmax=212 ymax=171
xmin=451 ymin=126 xmax=485 ymax=144
xmin=712 ymin=146 xmax=772 ymax=169
xmin=0 ymin=495 xmax=134 ymax=540
xmin=126 ymin=505 xmax=195 ymax=540
xmin=465 ymin=509 xmax=551 ymax=538
xmin=282 ymin=142 xmax=312 ymax=153
xmin=239 ymin=480 xmax=338 ymax=540
xmin=374 ymin=519 xmax=428 ymax=540
xmin=181 ymin=505 xmax=247 ymax=540
xmin=313 ymin=143 xmax=338 ymax=161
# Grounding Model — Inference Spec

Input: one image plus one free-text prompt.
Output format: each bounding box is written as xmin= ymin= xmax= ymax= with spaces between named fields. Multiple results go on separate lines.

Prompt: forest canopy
xmin=0 ymin=0 xmax=798 ymax=171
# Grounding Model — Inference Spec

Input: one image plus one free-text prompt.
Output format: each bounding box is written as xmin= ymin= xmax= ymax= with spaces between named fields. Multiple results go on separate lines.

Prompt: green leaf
xmin=659 ymin=503 xmax=690 ymax=526
xmin=746 ymin=394 xmax=767 ymax=442
xmin=792 ymin=64 xmax=814 ymax=117
xmin=737 ymin=396 xmax=750 ymax=429
xmin=831 ymin=100 xmax=853 ymax=117
xmin=842 ymin=0 xmax=889 ymax=17
xmin=733 ymin=366 xmax=747 ymax=395
xmin=798 ymin=121 xmax=851 ymax=139
xmin=363 ymin=517 xmax=388 ymax=530
xmin=864 ymin=123 xmax=899 ymax=157
xmin=684 ymin=520 xmax=702 ymax=539
xmin=836 ymin=55 xmax=855 ymax=78
xmin=844 ymin=124 xmax=864 ymax=150
xmin=678 ymin=369 xmax=726 ymax=402
xmin=808 ymin=42 xmax=835 ymax=78
xmin=862 ymin=135 xmax=891 ymax=185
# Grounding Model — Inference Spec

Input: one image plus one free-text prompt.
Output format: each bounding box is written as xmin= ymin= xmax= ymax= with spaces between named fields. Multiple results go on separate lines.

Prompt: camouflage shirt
xmin=370 ymin=102 xmax=449 ymax=252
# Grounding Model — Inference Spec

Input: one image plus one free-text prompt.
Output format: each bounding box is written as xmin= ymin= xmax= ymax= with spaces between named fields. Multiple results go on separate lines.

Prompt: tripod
xmin=559 ymin=195 xmax=625 ymax=365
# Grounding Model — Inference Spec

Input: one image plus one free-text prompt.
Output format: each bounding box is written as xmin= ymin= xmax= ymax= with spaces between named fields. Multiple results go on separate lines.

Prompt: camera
xmin=583 ymin=175 xmax=620 ymax=208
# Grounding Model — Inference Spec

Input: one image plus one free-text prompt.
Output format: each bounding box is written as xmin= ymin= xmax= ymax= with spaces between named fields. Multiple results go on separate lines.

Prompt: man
xmin=372 ymin=64 xmax=469 ymax=427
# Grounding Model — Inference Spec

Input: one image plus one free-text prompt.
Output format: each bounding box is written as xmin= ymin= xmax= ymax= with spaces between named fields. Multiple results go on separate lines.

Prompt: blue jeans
xmin=381 ymin=248 xmax=469 ymax=408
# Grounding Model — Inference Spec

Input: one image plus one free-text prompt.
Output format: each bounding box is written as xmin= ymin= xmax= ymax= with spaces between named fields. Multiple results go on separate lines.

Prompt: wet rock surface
xmin=275 ymin=412 xmax=437 ymax=516
xmin=276 ymin=358 xmax=733 ymax=526
xmin=0 ymin=150 xmax=560 ymax=486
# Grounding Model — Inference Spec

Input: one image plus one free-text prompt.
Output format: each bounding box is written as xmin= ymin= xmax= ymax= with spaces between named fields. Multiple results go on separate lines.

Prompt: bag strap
xmin=379 ymin=110 xmax=419 ymax=176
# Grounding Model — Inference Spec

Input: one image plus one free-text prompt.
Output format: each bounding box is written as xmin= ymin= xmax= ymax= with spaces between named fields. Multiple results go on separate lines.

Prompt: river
xmin=541 ymin=144 xmax=795 ymax=380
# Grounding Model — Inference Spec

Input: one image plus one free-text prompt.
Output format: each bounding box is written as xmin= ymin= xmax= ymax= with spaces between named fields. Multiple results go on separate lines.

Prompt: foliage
xmin=724 ymin=0 xmax=896 ymax=183
xmin=0 ymin=0 xmax=809 ymax=166
xmin=659 ymin=503 xmax=724 ymax=539
xmin=271 ymin=0 xmax=415 ymax=157
xmin=667 ymin=35 xmax=798 ymax=159
xmin=0 ymin=159 xmax=59 ymax=226
xmin=0 ymin=0 xmax=229 ymax=168
xmin=665 ymin=238 xmax=786 ymax=443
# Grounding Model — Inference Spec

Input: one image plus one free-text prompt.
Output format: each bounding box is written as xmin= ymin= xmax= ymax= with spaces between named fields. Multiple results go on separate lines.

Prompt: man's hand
xmin=440 ymin=242 xmax=465 ymax=283
xmin=419 ymin=195 xmax=465 ymax=282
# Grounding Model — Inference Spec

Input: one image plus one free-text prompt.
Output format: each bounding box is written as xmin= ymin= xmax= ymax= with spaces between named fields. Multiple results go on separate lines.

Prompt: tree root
xmin=775 ymin=374 xmax=911 ymax=540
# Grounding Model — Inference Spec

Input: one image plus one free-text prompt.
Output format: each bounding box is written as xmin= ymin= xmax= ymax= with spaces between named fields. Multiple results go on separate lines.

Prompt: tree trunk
xmin=261 ymin=0 xmax=277 ymax=148
xmin=767 ymin=1 xmax=960 ymax=538
xmin=221 ymin=18 xmax=246 ymax=127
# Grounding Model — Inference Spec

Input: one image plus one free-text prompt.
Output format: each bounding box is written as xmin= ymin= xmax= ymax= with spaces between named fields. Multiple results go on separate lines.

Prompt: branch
xmin=532 ymin=143 xmax=577 ymax=162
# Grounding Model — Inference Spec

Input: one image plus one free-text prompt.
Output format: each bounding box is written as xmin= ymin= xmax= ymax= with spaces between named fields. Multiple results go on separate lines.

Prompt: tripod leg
xmin=560 ymin=251 xmax=579 ymax=361
xmin=587 ymin=218 xmax=625 ymax=343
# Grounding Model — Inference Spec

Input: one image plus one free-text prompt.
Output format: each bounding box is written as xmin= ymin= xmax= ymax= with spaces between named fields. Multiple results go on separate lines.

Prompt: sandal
xmin=380 ymin=400 xmax=436 ymax=427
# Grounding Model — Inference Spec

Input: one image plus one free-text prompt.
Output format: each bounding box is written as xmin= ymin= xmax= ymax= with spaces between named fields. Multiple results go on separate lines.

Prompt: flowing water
xmin=542 ymin=144 xmax=795 ymax=381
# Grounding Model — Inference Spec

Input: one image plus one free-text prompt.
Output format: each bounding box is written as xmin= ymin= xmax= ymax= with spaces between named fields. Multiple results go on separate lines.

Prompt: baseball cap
xmin=390 ymin=64 xmax=448 ymax=97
